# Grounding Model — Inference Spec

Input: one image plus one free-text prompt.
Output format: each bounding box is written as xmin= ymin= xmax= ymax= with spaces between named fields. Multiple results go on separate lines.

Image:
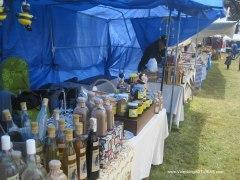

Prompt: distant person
xmin=224 ymin=54 xmax=232 ymax=70
xmin=231 ymin=42 xmax=238 ymax=59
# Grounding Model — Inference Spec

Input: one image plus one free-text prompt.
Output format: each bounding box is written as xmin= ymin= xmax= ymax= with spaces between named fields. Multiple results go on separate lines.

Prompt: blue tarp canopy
xmin=1 ymin=0 xmax=224 ymax=89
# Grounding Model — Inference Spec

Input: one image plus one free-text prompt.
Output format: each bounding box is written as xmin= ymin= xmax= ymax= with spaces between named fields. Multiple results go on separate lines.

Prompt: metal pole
xmin=169 ymin=11 xmax=181 ymax=131
xmin=160 ymin=10 xmax=172 ymax=91
xmin=194 ymin=16 xmax=200 ymax=70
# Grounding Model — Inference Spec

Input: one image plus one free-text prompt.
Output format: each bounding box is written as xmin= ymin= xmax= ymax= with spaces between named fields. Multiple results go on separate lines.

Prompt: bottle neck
xmin=6 ymin=120 xmax=17 ymax=131
xmin=27 ymin=154 xmax=36 ymax=164
xmin=32 ymin=133 xmax=39 ymax=140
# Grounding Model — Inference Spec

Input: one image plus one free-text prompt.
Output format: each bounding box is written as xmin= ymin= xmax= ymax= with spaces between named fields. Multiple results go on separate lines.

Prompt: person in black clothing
xmin=138 ymin=35 xmax=167 ymax=72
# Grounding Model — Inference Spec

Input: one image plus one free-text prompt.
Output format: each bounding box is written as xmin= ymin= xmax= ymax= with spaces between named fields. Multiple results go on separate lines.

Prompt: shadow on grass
xmin=150 ymin=103 xmax=208 ymax=180
xmin=197 ymin=62 xmax=226 ymax=100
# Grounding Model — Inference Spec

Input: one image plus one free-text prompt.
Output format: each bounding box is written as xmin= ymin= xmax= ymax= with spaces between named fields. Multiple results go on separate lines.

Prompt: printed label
xmin=58 ymin=143 xmax=66 ymax=149
xmin=7 ymin=173 xmax=19 ymax=180
xmin=68 ymin=154 xmax=76 ymax=161
xmin=91 ymin=149 xmax=99 ymax=172
xmin=129 ymin=109 xmax=138 ymax=118
xmin=80 ymin=155 xmax=87 ymax=179
xmin=93 ymin=141 xmax=99 ymax=147
xmin=80 ymin=148 xmax=86 ymax=154
xmin=67 ymin=162 xmax=77 ymax=179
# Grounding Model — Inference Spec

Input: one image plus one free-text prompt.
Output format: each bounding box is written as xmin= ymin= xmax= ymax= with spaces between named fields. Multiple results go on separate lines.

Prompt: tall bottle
xmin=12 ymin=150 xmax=27 ymax=175
xmin=52 ymin=109 xmax=60 ymax=129
xmin=103 ymin=96 xmax=114 ymax=131
xmin=2 ymin=109 xmax=23 ymax=142
xmin=56 ymin=119 xmax=66 ymax=162
xmin=45 ymin=125 xmax=59 ymax=172
xmin=86 ymin=118 xmax=100 ymax=180
xmin=31 ymin=122 xmax=45 ymax=166
xmin=63 ymin=128 xmax=78 ymax=179
xmin=91 ymin=98 xmax=107 ymax=137
xmin=21 ymin=139 xmax=45 ymax=180
xmin=74 ymin=122 xmax=87 ymax=180
xmin=86 ymin=91 xmax=96 ymax=112
xmin=37 ymin=98 xmax=49 ymax=141
xmin=46 ymin=160 xmax=67 ymax=180
xmin=73 ymin=97 xmax=89 ymax=134
xmin=20 ymin=102 xmax=32 ymax=140
xmin=0 ymin=135 xmax=19 ymax=180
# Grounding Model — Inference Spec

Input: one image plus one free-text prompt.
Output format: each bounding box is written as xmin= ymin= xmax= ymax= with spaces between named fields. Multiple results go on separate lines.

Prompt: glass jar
xmin=128 ymin=102 xmax=138 ymax=118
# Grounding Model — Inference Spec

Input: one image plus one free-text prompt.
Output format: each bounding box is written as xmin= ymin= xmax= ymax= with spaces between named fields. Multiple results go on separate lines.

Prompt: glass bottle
xmin=2 ymin=109 xmax=23 ymax=142
xmin=56 ymin=119 xmax=66 ymax=162
xmin=157 ymin=91 xmax=164 ymax=110
xmin=86 ymin=91 xmax=96 ymax=113
xmin=21 ymin=139 xmax=45 ymax=180
xmin=12 ymin=150 xmax=26 ymax=175
xmin=74 ymin=122 xmax=87 ymax=180
xmin=73 ymin=97 xmax=89 ymax=134
xmin=91 ymin=98 xmax=107 ymax=137
xmin=154 ymin=97 xmax=160 ymax=114
xmin=37 ymin=98 xmax=49 ymax=141
xmin=36 ymin=155 xmax=47 ymax=177
xmin=46 ymin=160 xmax=67 ymax=180
xmin=103 ymin=96 xmax=114 ymax=131
xmin=31 ymin=122 xmax=45 ymax=165
xmin=52 ymin=109 xmax=60 ymax=129
xmin=86 ymin=118 xmax=99 ymax=180
xmin=73 ymin=114 xmax=80 ymax=130
xmin=20 ymin=102 xmax=32 ymax=140
xmin=62 ymin=128 xmax=78 ymax=179
xmin=45 ymin=125 xmax=59 ymax=172
xmin=0 ymin=135 xmax=20 ymax=180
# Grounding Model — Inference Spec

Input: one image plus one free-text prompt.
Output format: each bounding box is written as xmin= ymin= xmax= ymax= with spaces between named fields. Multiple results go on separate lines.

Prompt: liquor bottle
xmin=36 ymin=155 xmax=47 ymax=177
xmin=52 ymin=109 xmax=60 ymax=129
xmin=45 ymin=125 xmax=59 ymax=172
xmin=21 ymin=139 xmax=45 ymax=180
xmin=86 ymin=118 xmax=100 ymax=180
xmin=63 ymin=128 xmax=78 ymax=179
xmin=2 ymin=109 xmax=23 ymax=142
xmin=103 ymin=96 xmax=114 ymax=130
xmin=12 ymin=150 xmax=27 ymax=175
xmin=86 ymin=91 xmax=96 ymax=113
xmin=91 ymin=98 xmax=107 ymax=137
xmin=73 ymin=97 xmax=89 ymax=134
xmin=73 ymin=114 xmax=80 ymax=129
xmin=74 ymin=122 xmax=87 ymax=180
xmin=56 ymin=119 xmax=66 ymax=162
xmin=46 ymin=160 xmax=67 ymax=180
xmin=20 ymin=102 xmax=32 ymax=140
xmin=37 ymin=98 xmax=49 ymax=141
xmin=0 ymin=135 xmax=20 ymax=180
xmin=31 ymin=122 xmax=45 ymax=165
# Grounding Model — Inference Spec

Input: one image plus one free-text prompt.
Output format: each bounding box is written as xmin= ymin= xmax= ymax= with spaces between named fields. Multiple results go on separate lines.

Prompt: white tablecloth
xmin=125 ymin=109 xmax=169 ymax=180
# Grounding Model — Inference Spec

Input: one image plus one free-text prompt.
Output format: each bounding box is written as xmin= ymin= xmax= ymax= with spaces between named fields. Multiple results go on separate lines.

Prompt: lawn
xmin=150 ymin=58 xmax=240 ymax=180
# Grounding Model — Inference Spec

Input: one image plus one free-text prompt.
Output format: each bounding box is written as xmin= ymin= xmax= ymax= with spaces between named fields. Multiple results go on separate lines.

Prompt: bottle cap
xmin=49 ymin=160 xmax=61 ymax=170
xmin=42 ymin=98 xmax=49 ymax=106
xmin=89 ymin=118 xmax=97 ymax=132
xmin=75 ymin=122 xmax=83 ymax=135
xmin=12 ymin=150 xmax=22 ymax=159
xmin=53 ymin=109 xmax=60 ymax=120
xmin=1 ymin=135 xmax=11 ymax=151
xmin=31 ymin=122 xmax=39 ymax=134
xmin=2 ymin=109 xmax=12 ymax=121
xmin=48 ymin=125 xmax=56 ymax=137
xmin=20 ymin=102 xmax=27 ymax=111
xmin=65 ymin=128 xmax=73 ymax=141
xmin=26 ymin=139 xmax=36 ymax=155
xmin=59 ymin=119 xmax=65 ymax=130
xmin=77 ymin=97 xmax=86 ymax=103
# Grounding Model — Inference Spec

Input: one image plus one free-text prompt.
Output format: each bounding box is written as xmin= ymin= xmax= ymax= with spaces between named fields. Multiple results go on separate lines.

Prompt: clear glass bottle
xmin=45 ymin=125 xmax=59 ymax=172
xmin=103 ymin=96 xmax=114 ymax=130
xmin=2 ymin=109 xmax=23 ymax=142
xmin=0 ymin=135 xmax=20 ymax=180
xmin=36 ymin=155 xmax=47 ymax=177
xmin=86 ymin=118 xmax=99 ymax=180
xmin=12 ymin=150 xmax=26 ymax=175
xmin=86 ymin=91 xmax=96 ymax=113
xmin=37 ymin=98 xmax=49 ymax=141
xmin=21 ymin=139 xmax=45 ymax=180
xmin=62 ymin=128 xmax=78 ymax=179
xmin=52 ymin=109 xmax=60 ymax=129
xmin=20 ymin=102 xmax=32 ymax=140
xmin=73 ymin=97 xmax=89 ymax=134
xmin=56 ymin=119 xmax=66 ymax=162
xmin=46 ymin=160 xmax=67 ymax=180
xmin=74 ymin=122 xmax=87 ymax=180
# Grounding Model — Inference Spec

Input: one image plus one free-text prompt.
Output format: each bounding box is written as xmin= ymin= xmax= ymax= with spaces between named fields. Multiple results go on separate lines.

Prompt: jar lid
xmin=26 ymin=139 xmax=36 ymax=155
xmin=1 ymin=135 xmax=11 ymax=151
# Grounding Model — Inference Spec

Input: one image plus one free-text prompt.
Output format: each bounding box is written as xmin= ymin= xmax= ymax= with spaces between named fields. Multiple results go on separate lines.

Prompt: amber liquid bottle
xmin=74 ymin=122 xmax=87 ymax=180
xmin=56 ymin=119 xmax=66 ymax=162
xmin=86 ymin=118 xmax=99 ymax=180
xmin=63 ymin=128 xmax=78 ymax=179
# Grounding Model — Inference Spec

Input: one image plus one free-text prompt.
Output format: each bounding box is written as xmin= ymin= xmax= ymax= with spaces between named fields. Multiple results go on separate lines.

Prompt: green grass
xmin=150 ymin=58 xmax=240 ymax=180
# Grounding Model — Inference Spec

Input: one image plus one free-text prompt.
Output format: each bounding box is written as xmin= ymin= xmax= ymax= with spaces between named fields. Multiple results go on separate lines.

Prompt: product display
xmin=56 ymin=119 xmax=66 ymax=161
xmin=37 ymin=98 xmax=49 ymax=141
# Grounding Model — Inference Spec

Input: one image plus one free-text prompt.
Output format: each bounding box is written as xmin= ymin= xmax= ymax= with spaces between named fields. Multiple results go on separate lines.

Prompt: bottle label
xmin=67 ymin=162 xmax=77 ymax=179
xmin=91 ymin=149 xmax=99 ymax=172
xmin=80 ymin=155 xmax=87 ymax=179
xmin=58 ymin=143 xmax=65 ymax=149
xmin=7 ymin=173 xmax=19 ymax=180
xmin=129 ymin=109 xmax=138 ymax=118
xmin=80 ymin=148 xmax=86 ymax=154
xmin=68 ymin=154 xmax=76 ymax=161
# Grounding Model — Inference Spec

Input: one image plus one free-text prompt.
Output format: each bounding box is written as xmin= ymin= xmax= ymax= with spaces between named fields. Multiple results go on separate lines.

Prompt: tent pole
xmin=194 ymin=16 xmax=200 ymax=71
xmin=169 ymin=11 xmax=181 ymax=131
xmin=160 ymin=10 xmax=172 ymax=92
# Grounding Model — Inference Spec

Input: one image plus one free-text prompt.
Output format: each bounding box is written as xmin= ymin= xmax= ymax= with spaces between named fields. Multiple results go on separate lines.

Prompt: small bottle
xmin=154 ymin=97 xmax=160 ymax=114
xmin=63 ymin=128 xmax=78 ymax=179
xmin=12 ymin=150 xmax=27 ymax=175
xmin=36 ymin=155 xmax=47 ymax=177
xmin=157 ymin=91 xmax=164 ymax=110
xmin=20 ymin=102 xmax=32 ymax=140
xmin=56 ymin=119 xmax=66 ymax=162
xmin=37 ymin=98 xmax=49 ymax=141
xmin=91 ymin=98 xmax=107 ymax=137
xmin=2 ymin=109 xmax=23 ymax=142
xmin=31 ymin=122 xmax=44 ymax=165
xmin=0 ymin=135 xmax=20 ymax=180
xmin=21 ymin=139 xmax=45 ymax=180
xmin=86 ymin=118 xmax=100 ymax=180
xmin=45 ymin=125 xmax=59 ymax=172
xmin=46 ymin=160 xmax=67 ymax=180
xmin=52 ymin=109 xmax=60 ymax=129
xmin=103 ymin=96 xmax=114 ymax=130
xmin=73 ymin=97 xmax=89 ymax=134
xmin=86 ymin=91 xmax=96 ymax=112
xmin=74 ymin=122 xmax=87 ymax=180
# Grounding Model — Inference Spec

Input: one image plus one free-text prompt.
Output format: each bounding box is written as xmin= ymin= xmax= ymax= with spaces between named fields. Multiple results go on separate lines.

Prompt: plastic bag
xmin=145 ymin=58 xmax=158 ymax=72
